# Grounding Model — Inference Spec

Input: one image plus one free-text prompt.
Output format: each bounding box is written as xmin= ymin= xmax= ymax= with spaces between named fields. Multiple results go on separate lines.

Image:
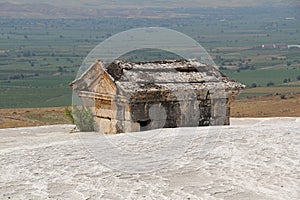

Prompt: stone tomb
xmin=71 ymin=60 xmax=244 ymax=134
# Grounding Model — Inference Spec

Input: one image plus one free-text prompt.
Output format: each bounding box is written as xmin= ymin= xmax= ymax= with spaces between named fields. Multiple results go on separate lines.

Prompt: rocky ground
xmin=0 ymin=118 xmax=299 ymax=199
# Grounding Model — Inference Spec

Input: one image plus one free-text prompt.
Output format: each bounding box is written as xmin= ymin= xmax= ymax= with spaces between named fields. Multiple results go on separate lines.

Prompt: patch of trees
xmin=57 ymin=66 xmax=70 ymax=73
xmin=8 ymin=73 xmax=39 ymax=80
xmin=66 ymin=58 xmax=74 ymax=63
xmin=219 ymin=66 xmax=227 ymax=70
xmin=283 ymin=78 xmax=291 ymax=83
xmin=271 ymin=57 xmax=286 ymax=61
xmin=215 ymin=56 xmax=255 ymax=72
xmin=28 ymin=60 xmax=35 ymax=67
xmin=250 ymin=83 xmax=257 ymax=88
xmin=22 ymin=50 xmax=36 ymax=57
xmin=237 ymin=64 xmax=255 ymax=72
xmin=57 ymin=66 xmax=64 ymax=73
xmin=266 ymin=81 xmax=275 ymax=87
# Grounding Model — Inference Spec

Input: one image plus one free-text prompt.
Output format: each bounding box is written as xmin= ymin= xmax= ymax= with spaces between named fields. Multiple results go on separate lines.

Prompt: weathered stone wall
xmin=126 ymin=89 xmax=233 ymax=132
xmin=78 ymin=88 xmax=235 ymax=134
xmin=94 ymin=96 xmax=140 ymax=134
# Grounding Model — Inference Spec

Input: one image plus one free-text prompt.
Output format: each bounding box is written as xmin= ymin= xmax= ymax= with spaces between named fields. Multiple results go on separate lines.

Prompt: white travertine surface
xmin=0 ymin=118 xmax=299 ymax=199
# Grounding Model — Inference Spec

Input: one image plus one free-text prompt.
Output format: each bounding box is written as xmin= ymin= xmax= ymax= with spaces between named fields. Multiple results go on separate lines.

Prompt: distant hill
xmin=0 ymin=2 xmax=108 ymax=18
xmin=2 ymin=0 xmax=299 ymax=8
xmin=0 ymin=0 xmax=299 ymax=18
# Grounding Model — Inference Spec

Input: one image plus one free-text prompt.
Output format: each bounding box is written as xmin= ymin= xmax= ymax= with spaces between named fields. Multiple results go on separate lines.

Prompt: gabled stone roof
xmin=105 ymin=59 xmax=244 ymax=93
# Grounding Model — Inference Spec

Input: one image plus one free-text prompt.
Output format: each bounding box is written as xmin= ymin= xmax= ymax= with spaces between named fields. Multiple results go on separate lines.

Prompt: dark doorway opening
xmin=137 ymin=119 xmax=151 ymax=131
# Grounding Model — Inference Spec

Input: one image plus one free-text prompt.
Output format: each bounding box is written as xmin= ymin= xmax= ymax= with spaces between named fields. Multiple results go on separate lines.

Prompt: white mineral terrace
xmin=0 ymin=118 xmax=299 ymax=199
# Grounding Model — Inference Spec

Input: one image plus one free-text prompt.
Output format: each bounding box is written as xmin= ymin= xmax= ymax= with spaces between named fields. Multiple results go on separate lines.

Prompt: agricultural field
xmin=0 ymin=6 xmax=299 ymax=108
